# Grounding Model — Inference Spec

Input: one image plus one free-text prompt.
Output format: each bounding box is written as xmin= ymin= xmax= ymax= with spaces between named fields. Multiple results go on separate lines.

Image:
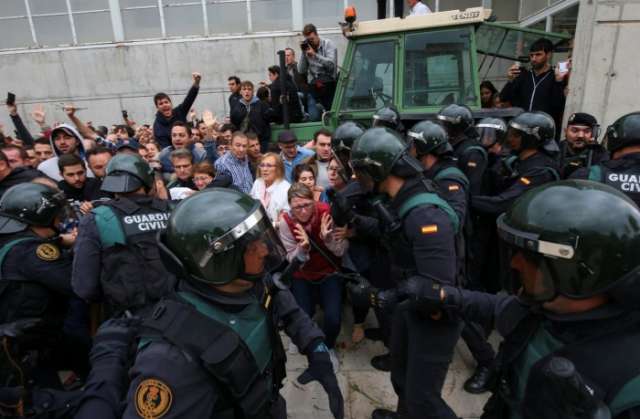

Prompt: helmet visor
xmin=197 ymin=208 xmax=287 ymax=282
xmin=477 ymin=124 xmax=504 ymax=148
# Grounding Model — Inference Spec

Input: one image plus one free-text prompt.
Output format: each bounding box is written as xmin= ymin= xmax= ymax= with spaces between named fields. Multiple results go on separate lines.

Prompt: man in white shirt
xmin=408 ymin=0 xmax=431 ymax=16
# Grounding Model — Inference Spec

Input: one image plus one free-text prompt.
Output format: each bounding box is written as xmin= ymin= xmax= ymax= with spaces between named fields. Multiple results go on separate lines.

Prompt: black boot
xmin=370 ymin=353 xmax=392 ymax=372
xmin=371 ymin=409 xmax=398 ymax=419
xmin=463 ymin=365 xmax=494 ymax=394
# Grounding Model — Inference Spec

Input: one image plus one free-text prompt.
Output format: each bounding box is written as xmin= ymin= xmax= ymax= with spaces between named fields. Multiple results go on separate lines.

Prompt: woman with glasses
xmin=192 ymin=162 xmax=216 ymax=191
xmin=278 ymin=183 xmax=347 ymax=370
xmin=250 ymin=152 xmax=291 ymax=225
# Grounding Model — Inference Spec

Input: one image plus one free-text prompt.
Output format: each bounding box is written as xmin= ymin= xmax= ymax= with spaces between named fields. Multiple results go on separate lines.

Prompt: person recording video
xmin=298 ymin=23 xmax=338 ymax=111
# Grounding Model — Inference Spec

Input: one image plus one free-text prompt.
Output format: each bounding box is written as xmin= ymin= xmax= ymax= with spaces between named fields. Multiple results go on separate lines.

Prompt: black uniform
xmin=122 ymin=279 xmax=324 ymax=419
xmin=559 ymin=141 xmax=609 ymax=179
xmin=443 ymin=289 xmax=640 ymax=419
xmin=451 ymin=136 xmax=487 ymax=196
xmin=472 ymin=152 xmax=559 ymax=215
xmin=570 ymin=153 xmax=640 ymax=207
xmin=0 ymin=233 xmax=89 ymax=386
xmin=72 ymin=195 xmax=175 ymax=314
xmin=385 ymin=176 xmax=461 ymax=419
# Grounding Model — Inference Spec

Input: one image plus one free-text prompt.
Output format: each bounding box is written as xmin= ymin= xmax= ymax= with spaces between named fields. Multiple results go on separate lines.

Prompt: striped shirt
xmin=214 ymin=152 xmax=254 ymax=194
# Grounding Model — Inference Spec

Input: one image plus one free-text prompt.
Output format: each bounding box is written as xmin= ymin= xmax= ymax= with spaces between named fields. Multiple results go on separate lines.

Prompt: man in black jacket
xmin=268 ymin=66 xmax=303 ymax=124
xmin=500 ymin=38 xmax=567 ymax=137
xmin=0 ymin=152 xmax=42 ymax=197
xmin=231 ymin=81 xmax=272 ymax=153
xmin=152 ymin=72 xmax=201 ymax=149
xmin=57 ymin=154 xmax=108 ymax=215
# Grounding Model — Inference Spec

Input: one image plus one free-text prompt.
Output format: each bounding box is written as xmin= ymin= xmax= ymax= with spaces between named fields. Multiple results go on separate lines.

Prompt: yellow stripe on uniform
xmin=421 ymin=225 xmax=438 ymax=234
xmin=519 ymin=177 xmax=531 ymax=185
xmin=448 ymin=185 xmax=460 ymax=191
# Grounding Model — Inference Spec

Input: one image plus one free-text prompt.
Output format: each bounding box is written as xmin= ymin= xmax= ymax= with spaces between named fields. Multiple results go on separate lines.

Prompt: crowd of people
xmin=0 ymin=22 xmax=639 ymax=419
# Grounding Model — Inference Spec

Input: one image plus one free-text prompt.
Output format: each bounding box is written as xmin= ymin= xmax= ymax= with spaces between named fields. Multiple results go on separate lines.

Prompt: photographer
xmin=298 ymin=24 xmax=338 ymax=111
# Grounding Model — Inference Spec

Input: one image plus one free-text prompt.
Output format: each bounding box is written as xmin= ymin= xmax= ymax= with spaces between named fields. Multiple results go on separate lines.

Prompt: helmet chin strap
xmin=239 ymin=270 xmax=265 ymax=283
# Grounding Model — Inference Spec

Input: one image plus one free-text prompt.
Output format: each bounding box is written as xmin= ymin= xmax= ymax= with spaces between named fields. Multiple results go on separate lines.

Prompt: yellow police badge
xmin=35 ymin=243 xmax=60 ymax=261
xmin=135 ymin=378 xmax=173 ymax=418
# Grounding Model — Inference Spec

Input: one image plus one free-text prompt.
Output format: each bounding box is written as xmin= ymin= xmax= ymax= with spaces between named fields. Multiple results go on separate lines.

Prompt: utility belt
xmin=141 ymin=297 xmax=286 ymax=419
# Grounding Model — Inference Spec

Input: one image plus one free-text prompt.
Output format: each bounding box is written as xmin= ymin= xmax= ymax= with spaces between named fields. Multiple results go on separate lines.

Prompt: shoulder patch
xmin=135 ymin=378 xmax=173 ymax=418
xmin=36 ymin=243 xmax=60 ymax=261
xmin=519 ymin=177 xmax=531 ymax=185
xmin=448 ymin=184 xmax=460 ymax=192
xmin=421 ymin=225 xmax=438 ymax=235
xmin=467 ymin=161 xmax=477 ymax=168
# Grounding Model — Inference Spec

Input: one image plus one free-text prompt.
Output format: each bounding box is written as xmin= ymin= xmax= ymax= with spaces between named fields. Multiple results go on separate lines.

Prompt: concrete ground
xmin=280 ymin=308 xmax=497 ymax=419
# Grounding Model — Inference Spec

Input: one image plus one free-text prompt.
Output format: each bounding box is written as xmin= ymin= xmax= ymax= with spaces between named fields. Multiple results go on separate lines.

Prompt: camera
xmin=300 ymin=39 xmax=312 ymax=52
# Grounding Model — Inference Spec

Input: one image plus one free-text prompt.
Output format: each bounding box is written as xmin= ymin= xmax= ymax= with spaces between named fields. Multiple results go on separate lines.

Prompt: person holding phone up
xmin=499 ymin=38 xmax=568 ymax=139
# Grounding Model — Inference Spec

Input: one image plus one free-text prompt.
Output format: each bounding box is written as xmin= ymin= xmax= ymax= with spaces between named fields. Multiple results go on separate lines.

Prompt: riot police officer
xmin=346 ymin=128 xmax=461 ymax=419
xmin=403 ymin=180 xmax=640 ymax=419
xmin=372 ymin=106 xmax=404 ymax=133
xmin=407 ymin=120 xmax=497 ymax=395
xmin=0 ymin=183 xmax=89 ymax=386
xmin=332 ymin=120 xmax=365 ymax=180
xmin=571 ymin=112 xmax=640 ymax=206
xmin=559 ymin=112 xmax=608 ymax=178
xmin=437 ymin=104 xmax=487 ymax=195
xmin=72 ymin=153 xmax=175 ymax=316
xmin=472 ymin=111 xmax=560 ymax=216
xmin=122 ymin=188 xmax=343 ymax=419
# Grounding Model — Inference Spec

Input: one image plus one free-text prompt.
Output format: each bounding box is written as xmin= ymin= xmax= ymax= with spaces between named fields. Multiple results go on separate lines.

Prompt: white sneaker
xmin=288 ymin=340 xmax=299 ymax=355
xmin=329 ymin=349 xmax=340 ymax=372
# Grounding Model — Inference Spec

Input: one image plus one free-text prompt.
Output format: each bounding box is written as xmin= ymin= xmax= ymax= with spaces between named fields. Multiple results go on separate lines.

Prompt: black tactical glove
xmin=297 ymin=343 xmax=344 ymax=419
xmin=375 ymin=288 xmax=400 ymax=312
xmin=330 ymin=190 xmax=355 ymax=227
xmin=398 ymin=276 xmax=444 ymax=314
xmin=346 ymin=276 xmax=379 ymax=309
xmin=89 ymin=316 xmax=141 ymax=365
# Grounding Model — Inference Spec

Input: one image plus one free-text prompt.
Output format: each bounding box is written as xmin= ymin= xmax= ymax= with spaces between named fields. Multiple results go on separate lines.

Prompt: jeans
xmin=290 ymin=274 xmax=343 ymax=349
xmin=305 ymin=92 xmax=321 ymax=122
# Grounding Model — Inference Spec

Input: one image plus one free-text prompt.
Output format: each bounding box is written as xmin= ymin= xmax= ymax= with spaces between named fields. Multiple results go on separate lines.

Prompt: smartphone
xmin=557 ymin=61 xmax=569 ymax=73
xmin=6 ymin=92 xmax=15 ymax=106
xmin=122 ymin=110 xmax=128 ymax=119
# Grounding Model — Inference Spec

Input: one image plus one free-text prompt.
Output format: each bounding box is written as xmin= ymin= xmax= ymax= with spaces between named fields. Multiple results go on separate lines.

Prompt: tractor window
xmin=341 ymin=40 xmax=395 ymax=111
xmin=403 ymin=28 xmax=475 ymax=108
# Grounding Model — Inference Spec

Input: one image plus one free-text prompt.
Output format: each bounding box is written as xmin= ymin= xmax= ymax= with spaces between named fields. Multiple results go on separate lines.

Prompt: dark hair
xmin=313 ymin=128 xmax=333 ymax=143
xmin=171 ymin=121 xmax=192 ymax=136
xmin=115 ymin=124 xmax=135 ymax=138
xmin=285 ymin=47 xmax=295 ymax=55
xmin=153 ymin=92 xmax=171 ymax=106
xmin=96 ymin=125 xmax=109 ymax=137
xmin=268 ymin=65 xmax=280 ymax=76
xmin=193 ymin=162 xmax=216 ymax=177
xmin=529 ymin=38 xmax=554 ymax=53
xmin=219 ymin=123 xmax=235 ymax=133
xmin=293 ymin=163 xmax=317 ymax=183
xmin=257 ymin=86 xmax=270 ymax=101
xmin=480 ymin=80 xmax=498 ymax=95
xmin=58 ymin=153 xmax=85 ymax=172
xmin=86 ymin=146 xmax=113 ymax=160
xmin=302 ymin=24 xmax=317 ymax=36
xmin=228 ymin=76 xmax=241 ymax=85
xmin=34 ymin=137 xmax=50 ymax=146
xmin=246 ymin=132 xmax=258 ymax=141
xmin=0 ymin=145 xmax=28 ymax=161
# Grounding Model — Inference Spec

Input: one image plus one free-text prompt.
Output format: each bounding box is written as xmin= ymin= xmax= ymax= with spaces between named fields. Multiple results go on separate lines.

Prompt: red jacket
xmin=282 ymin=202 xmax=341 ymax=281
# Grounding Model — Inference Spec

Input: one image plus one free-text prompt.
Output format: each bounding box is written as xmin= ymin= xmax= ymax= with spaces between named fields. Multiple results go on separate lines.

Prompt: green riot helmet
xmin=158 ymin=188 xmax=287 ymax=285
xmin=0 ymin=183 xmax=66 ymax=234
xmin=476 ymin=117 xmax=507 ymax=149
xmin=332 ymin=121 xmax=365 ymax=152
xmin=101 ymin=153 xmax=155 ymax=193
xmin=407 ymin=120 xmax=452 ymax=158
xmin=603 ymin=111 xmax=640 ymax=153
xmin=437 ymin=104 xmax=474 ymax=136
xmin=497 ymin=180 xmax=640 ymax=307
xmin=372 ymin=106 xmax=404 ymax=132
xmin=350 ymin=127 xmax=422 ymax=192
xmin=508 ymin=111 xmax=556 ymax=152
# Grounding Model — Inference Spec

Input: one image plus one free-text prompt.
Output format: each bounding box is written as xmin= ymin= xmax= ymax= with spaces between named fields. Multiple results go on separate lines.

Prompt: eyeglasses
xmin=259 ymin=163 xmax=276 ymax=168
xmin=291 ymin=202 xmax=314 ymax=212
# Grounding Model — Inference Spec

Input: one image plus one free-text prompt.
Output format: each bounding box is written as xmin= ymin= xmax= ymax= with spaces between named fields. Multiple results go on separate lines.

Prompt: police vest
xmin=92 ymin=198 xmax=176 ymax=312
xmin=141 ymin=290 xmax=286 ymax=419
xmin=493 ymin=311 xmax=640 ymax=419
xmin=589 ymin=165 xmax=640 ymax=207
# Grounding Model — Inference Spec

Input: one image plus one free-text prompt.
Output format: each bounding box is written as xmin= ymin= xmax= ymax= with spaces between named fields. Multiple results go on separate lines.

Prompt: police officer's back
xmin=72 ymin=154 xmax=175 ymax=315
xmin=571 ymin=112 xmax=640 ymax=206
xmin=437 ymin=104 xmax=488 ymax=195
xmin=122 ymin=188 xmax=343 ymax=419
xmin=472 ymin=111 xmax=560 ymax=215
xmin=410 ymin=181 xmax=640 ymax=419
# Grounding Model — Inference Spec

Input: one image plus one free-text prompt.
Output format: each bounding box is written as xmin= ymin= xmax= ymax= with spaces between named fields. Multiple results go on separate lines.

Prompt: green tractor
xmin=271 ymin=7 xmax=571 ymax=142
